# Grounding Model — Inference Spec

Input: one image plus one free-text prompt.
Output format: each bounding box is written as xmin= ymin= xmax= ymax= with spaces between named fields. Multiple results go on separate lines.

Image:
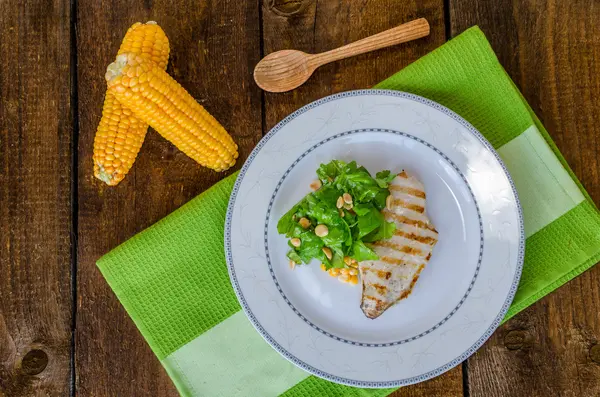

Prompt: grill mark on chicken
xmin=394 ymin=229 xmax=437 ymax=245
xmin=363 ymin=267 xmax=392 ymax=280
xmin=399 ymin=264 xmax=425 ymax=300
xmin=383 ymin=211 xmax=437 ymax=232
xmin=389 ymin=184 xmax=426 ymax=198
xmin=390 ymin=197 xmax=425 ymax=213
xmin=363 ymin=295 xmax=384 ymax=306
xmin=372 ymin=240 xmax=425 ymax=257
xmin=371 ymin=283 xmax=388 ymax=295
xmin=380 ymin=256 xmax=423 ymax=266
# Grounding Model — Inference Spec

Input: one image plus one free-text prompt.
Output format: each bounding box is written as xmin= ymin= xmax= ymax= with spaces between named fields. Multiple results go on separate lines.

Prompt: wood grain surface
xmin=450 ymin=0 xmax=600 ymax=396
xmin=75 ymin=0 xmax=261 ymax=395
xmin=0 ymin=0 xmax=599 ymax=395
xmin=0 ymin=1 xmax=73 ymax=395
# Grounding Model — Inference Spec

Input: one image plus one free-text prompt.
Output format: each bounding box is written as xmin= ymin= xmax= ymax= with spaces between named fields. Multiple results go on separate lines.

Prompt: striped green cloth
xmin=98 ymin=26 xmax=600 ymax=397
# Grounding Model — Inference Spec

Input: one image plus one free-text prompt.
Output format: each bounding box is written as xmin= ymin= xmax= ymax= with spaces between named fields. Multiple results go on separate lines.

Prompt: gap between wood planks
xmin=69 ymin=0 xmax=79 ymax=395
xmin=442 ymin=4 xmax=469 ymax=395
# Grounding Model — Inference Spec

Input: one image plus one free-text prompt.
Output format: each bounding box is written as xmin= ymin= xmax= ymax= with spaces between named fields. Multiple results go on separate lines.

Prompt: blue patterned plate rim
xmin=224 ymin=89 xmax=525 ymax=388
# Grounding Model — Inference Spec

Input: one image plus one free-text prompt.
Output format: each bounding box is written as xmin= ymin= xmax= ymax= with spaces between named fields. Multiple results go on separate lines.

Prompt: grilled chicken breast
xmin=359 ymin=171 xmax=438 ymax=319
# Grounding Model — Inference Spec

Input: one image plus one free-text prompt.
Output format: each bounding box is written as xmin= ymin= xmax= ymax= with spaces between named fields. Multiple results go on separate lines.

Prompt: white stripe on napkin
xmin=162 ymin=310 xmax=309 ymax=397
xmin=498 ymin=124 xmax=584 ymax=237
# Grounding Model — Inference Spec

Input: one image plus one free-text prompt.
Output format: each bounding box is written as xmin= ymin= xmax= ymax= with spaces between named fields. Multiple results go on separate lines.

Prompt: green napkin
xmin=98 ymin=26 xmax=600 ymax=397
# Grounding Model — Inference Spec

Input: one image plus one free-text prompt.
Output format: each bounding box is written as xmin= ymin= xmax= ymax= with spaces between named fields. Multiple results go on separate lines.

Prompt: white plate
xmin=225 ymin=90 xmax=524 ymax=388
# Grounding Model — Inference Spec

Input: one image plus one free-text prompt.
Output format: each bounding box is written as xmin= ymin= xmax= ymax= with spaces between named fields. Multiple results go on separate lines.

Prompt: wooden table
xmin=1 ymin=1 xmax=599 ymax=395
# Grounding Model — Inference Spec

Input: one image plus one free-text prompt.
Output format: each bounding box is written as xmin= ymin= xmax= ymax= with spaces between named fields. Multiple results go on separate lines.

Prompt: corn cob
xmin=105 ymin=52 xmax=238 ymax=172
xmin=93 ymin=21 xmax=170 ymax=185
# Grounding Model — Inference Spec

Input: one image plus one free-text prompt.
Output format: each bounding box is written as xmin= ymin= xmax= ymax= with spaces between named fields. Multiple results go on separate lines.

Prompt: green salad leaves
xmin=277 ymin=160 xmax=397 ymax=269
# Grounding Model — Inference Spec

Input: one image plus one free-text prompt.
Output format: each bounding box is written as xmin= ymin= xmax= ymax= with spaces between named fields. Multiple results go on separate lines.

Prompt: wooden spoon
xmin=254 ymin=18 xmax=430 ymax=93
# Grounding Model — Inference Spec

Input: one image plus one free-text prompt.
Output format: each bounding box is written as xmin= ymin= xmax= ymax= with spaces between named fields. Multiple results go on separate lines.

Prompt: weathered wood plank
xmin=75 ymin=0 xmax=262 ymax=395
xmin=261 ymin=1 xmax=462 ymax=395
xmin=450 ymin=1 xmax=600 ymax=395
xmin=0 ymin=0 xmax=73 ymax=395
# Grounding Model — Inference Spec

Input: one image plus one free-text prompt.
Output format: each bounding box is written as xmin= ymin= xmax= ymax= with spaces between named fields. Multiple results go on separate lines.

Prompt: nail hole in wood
xmin=504 ymin=330 xmax=526 ymax=350
xmin=590 ymin=344 xmax=600 ymax=364
xmin=21 ymin=349 xmax=48 ymax=375
xmin=267 ymin=0 xmax=313 ymax=17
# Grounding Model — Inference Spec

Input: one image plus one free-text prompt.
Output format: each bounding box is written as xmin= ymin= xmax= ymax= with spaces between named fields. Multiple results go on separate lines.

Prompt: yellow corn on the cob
xmin=93 ymin=21 xmax=170 ymax=185
xmin=105 ymin=53 xmax=238 ymax=171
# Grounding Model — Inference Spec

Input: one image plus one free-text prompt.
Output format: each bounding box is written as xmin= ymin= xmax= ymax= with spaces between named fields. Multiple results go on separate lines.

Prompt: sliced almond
xmin=299 ymin=217 xmax=310 ymax=229
xmin=315 ymin=224 xmax=329 ymax=237
xmin=386 ymin=194 xmax=393 ymax=210
xmin=309 ymin=179 xmax=322 ymax=191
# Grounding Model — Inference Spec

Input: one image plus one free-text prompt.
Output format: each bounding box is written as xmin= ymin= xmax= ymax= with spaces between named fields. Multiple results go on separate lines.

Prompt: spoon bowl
xmin=253 ymin=50 xmax=316 ymax=93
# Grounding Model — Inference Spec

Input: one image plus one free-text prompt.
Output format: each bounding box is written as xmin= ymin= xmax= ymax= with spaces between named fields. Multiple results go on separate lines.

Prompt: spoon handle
xmin=310 ymin=18 xmax=430 ymax=67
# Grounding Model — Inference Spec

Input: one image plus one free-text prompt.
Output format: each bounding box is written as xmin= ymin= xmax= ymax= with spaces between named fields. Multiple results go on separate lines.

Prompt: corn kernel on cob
xmin=105 ymin=52 xmax=238 ymax=171
xmin=93 ymin=21 xmax=170 ymax=185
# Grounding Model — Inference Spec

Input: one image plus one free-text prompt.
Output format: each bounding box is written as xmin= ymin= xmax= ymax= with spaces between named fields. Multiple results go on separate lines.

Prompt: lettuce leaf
xmin=351 ymin=240 xmax=379 ymax=261
xmin=363 ymin=220 xmax=396 ymax=242
xmin=278 ymin=159 xmax=397 ymax=267
xmin=357 ymin=206 xmax=384 ymax=238
xmin=375 ymin=170 xmax=397 ymax=188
